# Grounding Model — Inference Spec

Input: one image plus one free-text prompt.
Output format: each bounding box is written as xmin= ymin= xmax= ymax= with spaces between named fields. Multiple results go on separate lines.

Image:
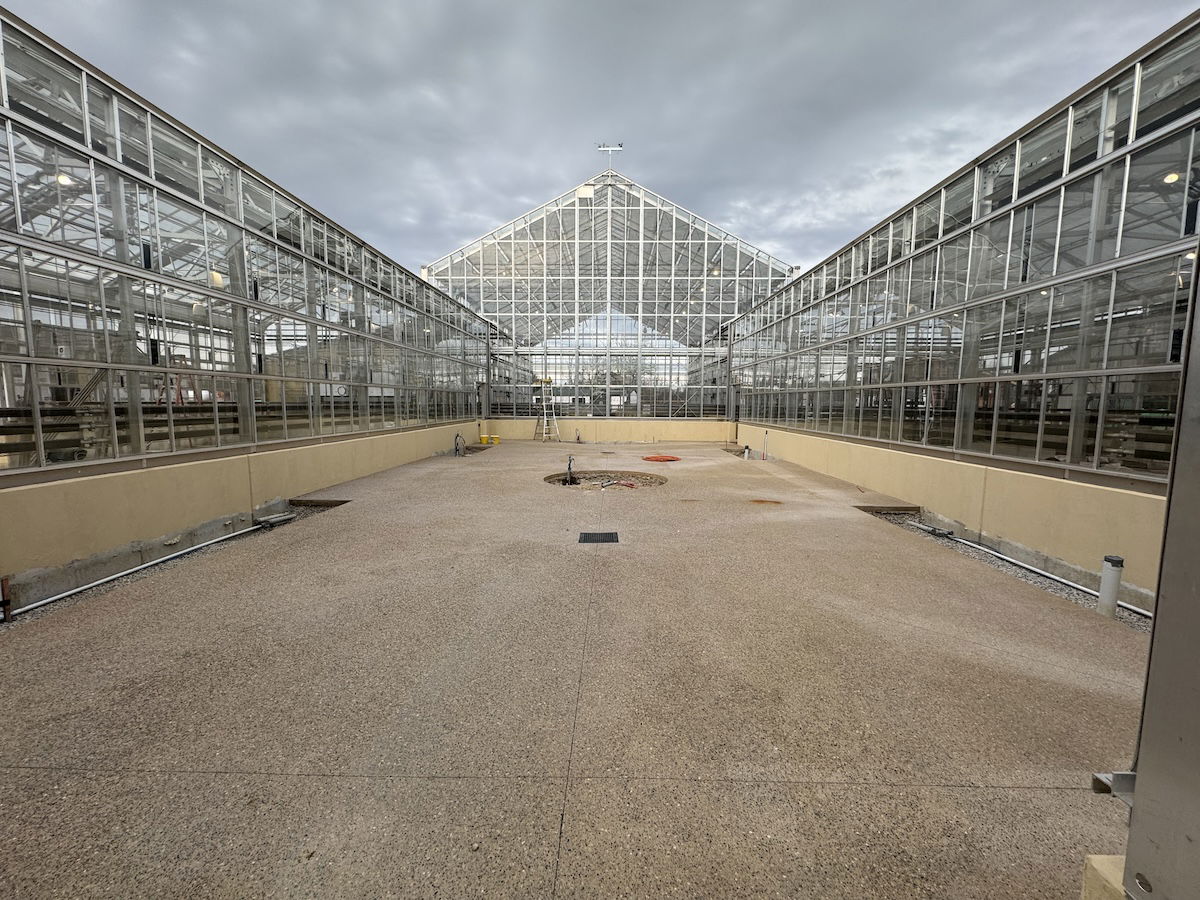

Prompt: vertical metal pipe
xmin=1097 ymin=555 xmax=1123 ymax=617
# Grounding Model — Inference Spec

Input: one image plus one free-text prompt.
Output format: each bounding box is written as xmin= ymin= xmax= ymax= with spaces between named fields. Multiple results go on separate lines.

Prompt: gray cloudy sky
xmin=9 ymin=0 xmax=1197 ymax=273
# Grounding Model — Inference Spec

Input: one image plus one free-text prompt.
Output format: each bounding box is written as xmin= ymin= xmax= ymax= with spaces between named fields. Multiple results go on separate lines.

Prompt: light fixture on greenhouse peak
xmin=1163 ymin=172 xmax=1181 ymax=184
xmin=597 ymin=143 xmax=623 ymax=171
xmin=54 ymin=172 xmax=75 ymax=186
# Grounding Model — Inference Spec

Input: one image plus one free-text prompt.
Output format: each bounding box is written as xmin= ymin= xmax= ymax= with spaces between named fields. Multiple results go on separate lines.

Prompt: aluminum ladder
xmin=537 ymin=403 xmax=560 ymax=442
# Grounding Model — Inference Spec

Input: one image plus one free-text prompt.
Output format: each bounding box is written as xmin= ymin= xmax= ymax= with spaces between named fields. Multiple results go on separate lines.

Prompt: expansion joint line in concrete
xmin=0 ymin=763 xmax=1097 ymax=793
xmin=551 ymin=488 xmax=605 ymax=896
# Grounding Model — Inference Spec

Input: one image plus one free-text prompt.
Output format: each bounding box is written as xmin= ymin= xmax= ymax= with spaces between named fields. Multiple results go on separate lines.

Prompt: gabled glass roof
xmin=427 ymin=171 xmax=792 ymax=277
xmin=424 ymin=170 xmax=792 ymax=352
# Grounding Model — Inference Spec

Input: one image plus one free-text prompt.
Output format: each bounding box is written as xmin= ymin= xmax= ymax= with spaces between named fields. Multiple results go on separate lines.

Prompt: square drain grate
xmin=579 ymin=532 xmax=619 ymax=543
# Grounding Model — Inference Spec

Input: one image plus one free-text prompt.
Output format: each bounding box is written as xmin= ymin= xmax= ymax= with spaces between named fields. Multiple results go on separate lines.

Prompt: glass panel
xmin=201 ymin=148 xmax=238 ymax=216
xmin=1120 ymin=129 xmax=1196 ymax=256
xmin=86 ymin=80 xmax=116 ymax=156
xmin=92 ymin=162 xmax=123 ymax=261
xmin=869 ymin=226 xmax=890 ymax=271
xmin=214 ymin=375 xmax=249 ymax=445
xmin=1009 ymin=194 xmax=1060 ymax=284
xmin=913 ymin=197 xmax=939 ymax=249
xmin=102 ymin=273 xmax=159 ymax=367
xmin=112 ymin=368 xmax=169 ymax=457
xmin=205 ymin=213 xmax=244 ymax=295
xmin=1136 ymin=29 xmax=1200 ymax=139
xmin=959 ymin=381 xmax=996 ymax=453
xmin=150 ymin=118 xmax=200 ymax=198
xmin=11 ymin=128 xmax=97 ymax=253
xmin=240 ymin=175 xmax=273 ymax=234
xmin=0 ymin=362 xmax=35 ymax=468
xmin=1045 ymin=274 xmax=1111 ymax=373
xmin=274 ymin=194 xmax=302 ymax=251
xmin=979 ymin=145 xmax=1016 ymax=215
xmin=961 ymin=302 xmax=1003 ymax=378
xmin=943 ymin=171 xmax=975 ymax=234
xmin=1069 ymin=75 xmax=1134 ymax=170
xmin=968 ymin=216 xmax=1009 ymax=300
xmin=0 ymin=245 xmax=25 ymax=355
xmin=1017 ymin=115 xmax=1068 ymax=198
xmin=25 ymin=251 xmax=106 ymax=362
xmin=931 ymin=309 xmax=964 ymax=381
xmin=1056 ymin=162 xmax=1123 ymax=274
xmin=3 ymin=28 xmax=84 ymax=142
xmin=283 ymin=380 xmax=314 ymax=437
xmin=1040 ymin=376 xmax=1102 ymax=467
xmin=120 ymin=179 xmax=156 ymax=270
xmin=999 ymin=291 xmax=1051 ymax=376
xmin=926 ymin=382 xmax=957 ymax=447
xmin=117 ymin=98 xmax=150 ymax=175
xmin=171 ymin=372 xmax=216 ymax=449
xmin=253 ymin=380 xmax=280 ymax=442
xmin=901 ymin=384 xmax=926 ymax=441
xmin=37 ymin=364 xmax=115 ymax=464
xmin=909 ymin=250 xmax=936 ymax=313
xmin=1099 ymin=371 xmax=1178 ymax=475
xmin=889 ymin=210 xmax=913 ymax=260
xmin=993 ymin=379 xmax=1042 ymax=459
xmin=155 ymin=194 xmax=208 ymax=284
xmin=935 ymin=236 xmax=969 ymax=308
xmin=1107 ymin=254 xmax=1192 ymax=369
xmin=902 ymin=320 xmax=930 ymax=382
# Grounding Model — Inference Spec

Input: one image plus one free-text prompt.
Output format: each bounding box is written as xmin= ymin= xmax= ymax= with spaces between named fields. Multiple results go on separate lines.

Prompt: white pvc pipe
xmin=11 ymin=524 xmax=263 ymax=617
xmin=906 ymin=520 xmax=1153 ymax=619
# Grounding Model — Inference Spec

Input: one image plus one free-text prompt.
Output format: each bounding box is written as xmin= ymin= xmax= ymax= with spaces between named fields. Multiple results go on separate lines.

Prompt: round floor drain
xmin=544 ymin=470 xmax=667 ymax=489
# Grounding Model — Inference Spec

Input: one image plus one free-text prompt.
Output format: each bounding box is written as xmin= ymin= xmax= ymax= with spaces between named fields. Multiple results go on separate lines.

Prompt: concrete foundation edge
xmin=1081 ymin=855 xmax=1126 ymax=900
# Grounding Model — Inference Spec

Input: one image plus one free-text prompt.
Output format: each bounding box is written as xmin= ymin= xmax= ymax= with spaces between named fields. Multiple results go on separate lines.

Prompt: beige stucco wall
xmin=740 ymin=424 xmax=1166 ymax=594
xmin=485 ymin=417 xmax=736 ymax=444
xmin=0 ymin=422 xmax=471 ymax=579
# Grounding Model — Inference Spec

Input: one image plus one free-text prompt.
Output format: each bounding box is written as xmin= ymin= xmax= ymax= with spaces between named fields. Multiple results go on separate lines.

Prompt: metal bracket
xmin=1092 ymin=770 xmax=1136 ymax=807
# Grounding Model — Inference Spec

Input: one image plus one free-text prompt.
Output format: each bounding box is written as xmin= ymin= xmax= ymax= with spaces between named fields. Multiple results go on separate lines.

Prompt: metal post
xmin=1097 ymin=555 xmax=1123 ymax=617
xmin=1122 ymin=244 xmax=1200 ymax=898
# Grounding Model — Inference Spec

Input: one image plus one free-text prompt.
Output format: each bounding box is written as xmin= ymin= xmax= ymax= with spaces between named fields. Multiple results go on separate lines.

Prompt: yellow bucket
xmin=489 ymin=435 xmax=501 ymax=445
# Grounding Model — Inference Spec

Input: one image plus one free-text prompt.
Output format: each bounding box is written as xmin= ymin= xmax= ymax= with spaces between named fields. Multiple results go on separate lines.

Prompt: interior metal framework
xmin=0 ymin=12 xmax=494 ymax=474
xmin=424 ymin=171 xmax=792 ymax=418
xmin=729 ymin=18 xmax=1200 ymax=485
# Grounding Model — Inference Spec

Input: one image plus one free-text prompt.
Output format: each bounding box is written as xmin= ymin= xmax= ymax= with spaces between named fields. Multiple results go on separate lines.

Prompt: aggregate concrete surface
xmin=0 ymin=442 xmax=1147 ymax=898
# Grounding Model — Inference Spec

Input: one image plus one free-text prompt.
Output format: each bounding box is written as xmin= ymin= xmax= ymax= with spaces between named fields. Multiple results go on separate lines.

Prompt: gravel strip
xmin=872 ymin=512 xmax=1153 ymax=633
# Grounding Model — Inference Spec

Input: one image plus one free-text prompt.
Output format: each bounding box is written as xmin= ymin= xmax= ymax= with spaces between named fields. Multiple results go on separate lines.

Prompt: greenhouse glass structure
xmin=424 ymin=171 xmax=792 ymax=418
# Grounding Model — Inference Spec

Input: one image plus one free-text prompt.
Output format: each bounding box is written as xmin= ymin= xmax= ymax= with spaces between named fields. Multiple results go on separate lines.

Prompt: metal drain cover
xmin=579 ymin=532 xmax=619 ymax=543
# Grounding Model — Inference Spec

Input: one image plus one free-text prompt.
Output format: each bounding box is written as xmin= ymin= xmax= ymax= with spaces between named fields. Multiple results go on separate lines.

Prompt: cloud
xmin=8 ymin=0 xmax=1196 ymax=276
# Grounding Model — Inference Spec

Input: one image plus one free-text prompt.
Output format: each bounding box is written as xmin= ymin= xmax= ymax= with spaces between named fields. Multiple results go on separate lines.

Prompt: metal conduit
xmin=907 ymin=520 xmax=1154 ymax=619
xmin=10 ymin=524 xmax=264 ymax=617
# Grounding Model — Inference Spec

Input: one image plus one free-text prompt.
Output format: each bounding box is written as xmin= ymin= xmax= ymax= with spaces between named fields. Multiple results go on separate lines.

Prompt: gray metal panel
xmin=1123 ymin=250 xmax=1200 ymax=899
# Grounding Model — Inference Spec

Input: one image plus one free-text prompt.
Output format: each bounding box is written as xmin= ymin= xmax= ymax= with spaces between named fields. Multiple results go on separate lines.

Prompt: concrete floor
xmin=0 ymin=441 xmax=1147 ymax=898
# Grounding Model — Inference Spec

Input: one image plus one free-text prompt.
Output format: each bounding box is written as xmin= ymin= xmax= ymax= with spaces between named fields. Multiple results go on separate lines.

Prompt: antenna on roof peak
xmin=597 ymin=143 xmax=623 ymax=171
